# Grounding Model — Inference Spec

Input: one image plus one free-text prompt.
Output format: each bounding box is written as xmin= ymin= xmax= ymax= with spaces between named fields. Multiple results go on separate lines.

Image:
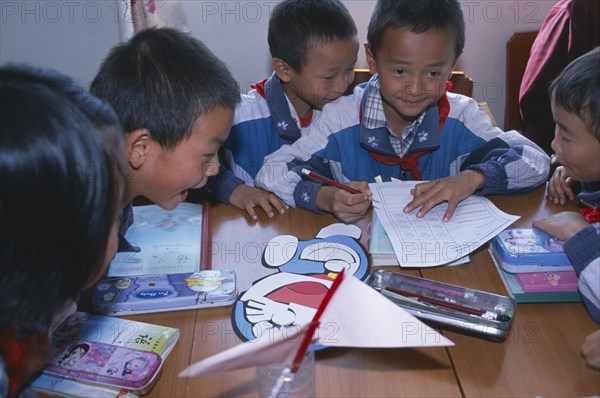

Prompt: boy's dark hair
xmin=550 ymin=47 xmax=600 ymax=140
xmin=0 ymin=64 xmax=124 ymax=333
xmin=90 ymin=28 xmax=240 ymax=150
xmin=367 ymin=0 xmax=465 ymax=59
xmin=268 ymin=0 xmax=357 ymax=72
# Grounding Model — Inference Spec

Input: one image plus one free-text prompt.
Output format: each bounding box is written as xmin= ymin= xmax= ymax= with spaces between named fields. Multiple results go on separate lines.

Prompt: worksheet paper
xmin=369 ymin=181 xmax=520 ymax=267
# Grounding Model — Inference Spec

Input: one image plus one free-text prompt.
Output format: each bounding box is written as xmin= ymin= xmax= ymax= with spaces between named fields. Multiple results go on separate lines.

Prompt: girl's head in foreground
xmin=0 ymin=65 xmax=125 ymax=334
xmin=550 ymin=47 xmax=600 ymax=182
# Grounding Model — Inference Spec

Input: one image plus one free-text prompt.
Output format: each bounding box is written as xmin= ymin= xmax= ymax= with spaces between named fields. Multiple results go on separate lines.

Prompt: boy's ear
xmin=272 ymin=58 xmax=293 ymax=83
xmin=365 ymin=43 xmax=377 ymax=75
xmin=126 ymin=129 xmax=151 ymax=169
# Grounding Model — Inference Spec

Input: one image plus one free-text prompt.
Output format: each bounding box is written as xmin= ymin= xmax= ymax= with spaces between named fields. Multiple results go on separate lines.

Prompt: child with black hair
xmin=90 ymin=27 xmax=240 ymax=251
xmin=207 ymin=0 xmax=359 ymax=220
xmin=0 ymin=65 xmax=125 ymax=397
xmin=256 ymin=0 xmax=550 ymax=223
xmin=532 ymin=47 xmax=600 ymax=370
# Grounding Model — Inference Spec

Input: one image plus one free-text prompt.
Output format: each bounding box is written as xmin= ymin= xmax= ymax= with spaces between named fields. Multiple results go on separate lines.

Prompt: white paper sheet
xmin=369 ymin=181 xmax=519 ymax=267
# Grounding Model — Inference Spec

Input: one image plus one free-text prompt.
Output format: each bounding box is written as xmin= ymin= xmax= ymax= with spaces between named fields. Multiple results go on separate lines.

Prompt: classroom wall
xmin=0 ymin=0 xmax=557 ymax=129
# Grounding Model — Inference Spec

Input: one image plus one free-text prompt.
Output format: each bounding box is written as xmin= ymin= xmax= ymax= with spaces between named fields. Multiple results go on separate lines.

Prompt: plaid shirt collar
xmin=362 ymin=74 xmax=425 ymax=157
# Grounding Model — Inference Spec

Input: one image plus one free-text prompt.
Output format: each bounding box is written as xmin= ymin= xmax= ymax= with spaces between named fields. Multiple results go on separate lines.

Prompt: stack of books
xmin=369 ymin=211 xmax=470 ymax=267
xmin=489 ymin=228 xmax=581 ymax=303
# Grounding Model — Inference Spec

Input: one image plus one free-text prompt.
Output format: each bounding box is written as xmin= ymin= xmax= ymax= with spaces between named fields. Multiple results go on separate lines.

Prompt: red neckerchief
xmin=0 ymin=329 xmax=33 ymax=397
xmin=298 ymin=112 xmax=313 ymax=127
xmin=367 ymin=81 xmax=453 ymax=180
xmin=579 ymin=201 xmax=600 ymax=223
xmin=250 ymin=78 xmax=268 ymax=98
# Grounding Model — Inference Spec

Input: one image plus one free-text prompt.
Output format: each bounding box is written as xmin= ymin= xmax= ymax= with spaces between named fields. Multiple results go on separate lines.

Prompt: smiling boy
xmin=256 ymin=0 xmax=549 ymax=223
xmin=90 ymin=28 xmax=239 ymax=251
xmin=206 ymin=0 xmax=359 ymax=220
xmin=532 ymin=47 xmax=600 ymax=370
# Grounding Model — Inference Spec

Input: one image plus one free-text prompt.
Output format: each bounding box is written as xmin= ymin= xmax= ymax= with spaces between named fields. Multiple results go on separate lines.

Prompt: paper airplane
xmin=179 ymin=271 xmax=452 ymax=377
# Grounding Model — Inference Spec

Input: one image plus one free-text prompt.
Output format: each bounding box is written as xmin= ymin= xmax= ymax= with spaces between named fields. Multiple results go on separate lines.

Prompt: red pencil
xmin=301 ymin=168 xmax=360 ymax=194
xmin=301 ymin=169 xmax=378 ymax=203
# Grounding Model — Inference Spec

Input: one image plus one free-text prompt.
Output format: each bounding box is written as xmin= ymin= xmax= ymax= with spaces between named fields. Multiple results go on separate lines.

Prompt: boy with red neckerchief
xmin=532 ymin=48 xmax=600 ymax=370
xmin=256 ymin=0 xmax=550 ymax=223
xmin=205 ymin=0 xmax=359 ymax=220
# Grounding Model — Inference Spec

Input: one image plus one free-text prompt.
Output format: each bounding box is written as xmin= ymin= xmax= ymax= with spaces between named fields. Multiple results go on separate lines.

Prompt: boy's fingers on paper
xmin=442 ymin=200 xmax=458 ymax=222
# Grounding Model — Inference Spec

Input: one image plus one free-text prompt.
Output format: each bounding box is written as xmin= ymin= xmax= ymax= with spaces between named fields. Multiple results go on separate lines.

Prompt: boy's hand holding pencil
xmin=302 ymin=169 xmax=374 ymax=223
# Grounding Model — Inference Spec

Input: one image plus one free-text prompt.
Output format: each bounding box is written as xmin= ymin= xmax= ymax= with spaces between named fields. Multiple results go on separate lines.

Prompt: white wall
xmin=0 ymin=0 xmax=557 ymax=128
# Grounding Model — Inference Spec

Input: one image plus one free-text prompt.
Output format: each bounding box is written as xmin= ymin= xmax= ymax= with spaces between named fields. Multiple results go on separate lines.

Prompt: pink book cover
xmin=516 ymin=271 xmax=579 ymax=293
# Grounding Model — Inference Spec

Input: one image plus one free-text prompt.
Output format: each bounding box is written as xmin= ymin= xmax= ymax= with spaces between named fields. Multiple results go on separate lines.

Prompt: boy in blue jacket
xmin=256 ymin=0 xmax=550 ymax=223
xmin=532 ymin=47 xmax=600 ymax=370
xmin=207 ymin=0 xmax=359 ymax=220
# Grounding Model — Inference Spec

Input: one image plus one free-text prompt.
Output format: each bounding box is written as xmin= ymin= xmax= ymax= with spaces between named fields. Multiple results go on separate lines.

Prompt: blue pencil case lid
xmin=92 ymin=269 xmax=237 ymax=315
xmin=491 ymin=228 xmax=571 ymax=267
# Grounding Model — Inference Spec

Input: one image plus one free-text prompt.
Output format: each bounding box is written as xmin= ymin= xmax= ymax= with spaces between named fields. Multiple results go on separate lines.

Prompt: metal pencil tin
xmin=366 ymin=269 xmax=516 ymax=342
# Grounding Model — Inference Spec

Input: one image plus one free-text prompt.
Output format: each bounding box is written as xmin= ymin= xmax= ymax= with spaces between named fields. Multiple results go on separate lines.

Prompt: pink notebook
xmin=516 ymin=271 xmax=579 ymax=293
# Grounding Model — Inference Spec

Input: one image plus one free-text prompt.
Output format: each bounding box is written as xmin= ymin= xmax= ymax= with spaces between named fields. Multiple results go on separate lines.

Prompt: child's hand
xmin=317 ymin=182 xmax=372 ymax=223
xmin=532 ymin=211 xmax=589 ymax=242
xmin=229 ymin=184 xmax=288 ymax=220
xmin=547 ymin=166 xmax=578 ymax=205
xmin=403 ymin=170 xmax=485 ymax=221
xmin=581 ymin=329 xmax=600 ymax=370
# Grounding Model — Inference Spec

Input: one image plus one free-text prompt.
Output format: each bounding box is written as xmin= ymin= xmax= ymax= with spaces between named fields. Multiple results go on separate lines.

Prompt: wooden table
xmin=88 ymin=185 xmax=600 ymax=397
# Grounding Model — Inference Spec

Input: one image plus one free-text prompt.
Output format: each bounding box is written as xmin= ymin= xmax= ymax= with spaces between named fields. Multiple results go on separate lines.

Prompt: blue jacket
xmin=207 ymin=73 xmax=321 ymax=203
xmin=564 ymin=183 xmax=600 ymax=323
xmin=256 ymin=74 xmax=550 ymax=213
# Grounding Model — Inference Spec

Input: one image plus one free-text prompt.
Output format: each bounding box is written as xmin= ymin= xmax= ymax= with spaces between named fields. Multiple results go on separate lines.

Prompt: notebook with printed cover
xmin=108 ymin=202 xmax=211 ymax=277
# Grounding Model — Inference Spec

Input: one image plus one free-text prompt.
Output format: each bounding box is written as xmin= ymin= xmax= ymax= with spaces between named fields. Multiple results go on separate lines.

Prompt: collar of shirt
xmin=118 ymin=201 xmax=141 ymax=253
xmin=362 ymin=74 xmax=426 ymax=157
xmin=359 ymin=74 xmax=442 ymax=157
xmin=388 ymin=113 xmax=425 ymax=157
xmin=264 ymin=72 xmax=320 ymax=141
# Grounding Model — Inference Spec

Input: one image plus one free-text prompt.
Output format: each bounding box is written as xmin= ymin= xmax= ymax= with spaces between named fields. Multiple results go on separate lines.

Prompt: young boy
xmin=90 ymin=28 xmax=240 ymax=251
xmin=256 ymin=0 xmax=550 ymax=223
xmin=207 ymin=0 xmax=359 ymax=220
xmin=531 ymin=47 xmax=600 ymax=369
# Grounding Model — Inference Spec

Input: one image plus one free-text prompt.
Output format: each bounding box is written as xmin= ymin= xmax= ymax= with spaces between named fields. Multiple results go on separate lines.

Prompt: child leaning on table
xmin=255 ymin=0 xmax=550 ymax=223
xmin=0 ymin=65 xmax=125 ymax=397
xmin=204 ymin=0 xmax=360 ymax=220
xmin=531 ymin=47 xmax=600 ymax=370
xmin=90 ymin=27 xmax=240 ymax=252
